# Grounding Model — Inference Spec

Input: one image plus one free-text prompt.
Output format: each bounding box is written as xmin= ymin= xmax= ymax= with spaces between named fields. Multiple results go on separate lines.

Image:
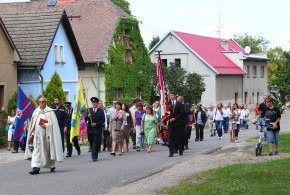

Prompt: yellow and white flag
xmin=70 ymin=80 xmax=85 ymax=143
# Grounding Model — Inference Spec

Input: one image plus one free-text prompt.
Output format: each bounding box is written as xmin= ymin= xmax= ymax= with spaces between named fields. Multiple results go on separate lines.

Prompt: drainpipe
xmin=36 ymin=67 xmax=44 ymax=94
xmin=96 ymin=62 xmax=100 ymax=98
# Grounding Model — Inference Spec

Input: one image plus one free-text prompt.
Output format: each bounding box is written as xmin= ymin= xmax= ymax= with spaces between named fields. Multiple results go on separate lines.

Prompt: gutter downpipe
xmin=36 ymin=67 xmax=44 ymax=94
xmin=96 ymin=62 xmax=100 ymax=98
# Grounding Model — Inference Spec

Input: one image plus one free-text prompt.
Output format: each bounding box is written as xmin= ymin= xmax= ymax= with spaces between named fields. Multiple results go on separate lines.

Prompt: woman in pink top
xmin=79 ymin=115 xmax=87 ymax=144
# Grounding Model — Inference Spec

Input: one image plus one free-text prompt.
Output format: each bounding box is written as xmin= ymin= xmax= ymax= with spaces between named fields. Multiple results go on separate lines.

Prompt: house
xmin=0 ymin=10 xmax=84 ymax=106
xmin=0 ymin=17 xmax=21 ymax=109
xmin=0 ymin=0 xmax=152 ymax=106
xmin=149 ymin=31 xmax=268 ymax=108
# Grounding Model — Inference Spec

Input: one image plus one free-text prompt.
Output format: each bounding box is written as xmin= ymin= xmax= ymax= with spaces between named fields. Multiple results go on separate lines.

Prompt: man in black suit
xmin=64 ymin=102 xmax=81 ymax=157
xmin=85 ymin=97 xmax=105 ymax=162
xmin=52 ymin=96 xmax=66 ymax=152
xmin=168 ymin=91 xmax=185 ymax=157
xmin=178 ymin=96 xmax=192 ymax=150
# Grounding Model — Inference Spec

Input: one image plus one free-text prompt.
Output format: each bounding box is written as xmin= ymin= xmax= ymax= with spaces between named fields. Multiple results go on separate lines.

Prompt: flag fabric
xmin=14 ymin=86 xmax=35 ymax=143
xmin=70 ymin=81 xmax=86 ymax=143
xmin=156 ymin=54 xmax=170 ymax=125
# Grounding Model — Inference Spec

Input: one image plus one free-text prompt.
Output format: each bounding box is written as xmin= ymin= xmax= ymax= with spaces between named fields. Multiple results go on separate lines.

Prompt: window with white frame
xmin=60 ymin=45 xmax=65 ymax=64
xmin=64 ymin=91 xmax=69 ymax=102
xmin=54 ymin=44 xmax=59 ymax=63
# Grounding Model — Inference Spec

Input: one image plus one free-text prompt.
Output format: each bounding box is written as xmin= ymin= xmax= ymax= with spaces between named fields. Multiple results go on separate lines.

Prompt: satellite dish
xmin=244 ymin=46 xmax=251 ymax=54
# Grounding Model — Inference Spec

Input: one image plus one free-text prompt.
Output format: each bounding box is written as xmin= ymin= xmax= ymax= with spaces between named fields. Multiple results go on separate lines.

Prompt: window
xmin=0 ymin=85 xmax=4 ymax=109
xmin=162 ymin=59 xmax=168 ymax=67
xmin=253 ymin=66 xmax=257 ymax=77
xmin=252 ymin=92 xmax=254 ymax=104
xmin=235 ymin=93 xmax=238 ymax=104
xmin=175 ymin=58 xmax=181 ymax=67
xmin=244 ymin=92 xmax=248 ymax=104
xmin=257 ymin=92 xmax=260 ymax=103
xmin=247 ymin=65 xmax=250 ymax=77
xmin=260 ymin=66 xmax=264 ymax=78
xmin=54 ymin=44 xmax=59 ymax=63
xmin=64 ymin=91 xmax=69 ymax=102
xmin=115 ymin=88 xmax=124 ymax=99
xmin=60 ymin=45 xmax=65 ymax=64
xmin=124 ymin=49 xmax=132 ymax=64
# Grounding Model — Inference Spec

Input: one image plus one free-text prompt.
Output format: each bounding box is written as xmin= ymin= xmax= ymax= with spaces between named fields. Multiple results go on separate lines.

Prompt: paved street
xmin=0 ymin=111 xmax=289 ymax=194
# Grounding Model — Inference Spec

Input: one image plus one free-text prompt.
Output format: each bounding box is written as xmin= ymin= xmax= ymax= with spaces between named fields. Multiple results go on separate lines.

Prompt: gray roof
xmin=1 ymin=11 xmax=63 ymax=67
xmin=0 ymin=0 xmax=129 ymax=63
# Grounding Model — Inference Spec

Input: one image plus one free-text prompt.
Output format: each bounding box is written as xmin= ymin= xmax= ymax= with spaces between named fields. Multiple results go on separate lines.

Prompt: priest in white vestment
xmin=25 ymin=97 xmax=64 ymax=175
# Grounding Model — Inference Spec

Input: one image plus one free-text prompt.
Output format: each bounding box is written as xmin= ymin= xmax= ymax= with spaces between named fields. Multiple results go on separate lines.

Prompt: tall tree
xmin=267 ymin=47 xmax=290 ymax=105
xmin=42 ymin=72 xmax=66 ymax=107
xmin=111 ymin=0 xmax=131 ymax=15
xmin=151 ymin=63 xmax=205 ymax=105
xmin=233 ymin=33 xmax=270 ymax=53
xmin=148 ymin=35 xmax=160 ymax=50
xmin=184 ymin=72 xmax=205 ymax=105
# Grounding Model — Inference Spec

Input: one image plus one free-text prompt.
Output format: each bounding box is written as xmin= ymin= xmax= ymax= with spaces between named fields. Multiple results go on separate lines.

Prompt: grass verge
xmin=161 ymin=131 xmax=290 ymax=195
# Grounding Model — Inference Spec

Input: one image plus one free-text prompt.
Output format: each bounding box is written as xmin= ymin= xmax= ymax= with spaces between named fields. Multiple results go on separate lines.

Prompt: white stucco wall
xmin=150 ymin=34 xmax=217 ymax=107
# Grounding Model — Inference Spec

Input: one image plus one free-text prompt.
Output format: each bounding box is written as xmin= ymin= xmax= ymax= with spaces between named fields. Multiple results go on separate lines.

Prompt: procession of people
xmin=5 ymin=91 xmax=282 ymax=175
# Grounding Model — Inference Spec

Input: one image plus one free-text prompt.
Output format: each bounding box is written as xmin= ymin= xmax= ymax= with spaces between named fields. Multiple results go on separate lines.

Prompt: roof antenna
xmin=215 ymin=0 xmax=221 ymax=39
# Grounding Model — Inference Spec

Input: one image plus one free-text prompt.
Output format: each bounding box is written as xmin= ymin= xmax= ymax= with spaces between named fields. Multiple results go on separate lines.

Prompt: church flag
xmin=156 ymin=53 xmax=170 ymax=125
xmin=13 ymin=86 xmax=35 ymax=142
xmin=70 ymin=80 xmax=85 ymax=143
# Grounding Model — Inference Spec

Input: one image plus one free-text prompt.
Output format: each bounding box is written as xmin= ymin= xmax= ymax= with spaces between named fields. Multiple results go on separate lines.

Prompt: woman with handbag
xmin=7 ymin=109 xmax=16 ymax=151
xmin=141 ymin=106 xmax=158 ymax=153
xmin=121 ymin=103 xmax=134 ymax=153
xmin=109 ymin=102 xmax=126 ymax=156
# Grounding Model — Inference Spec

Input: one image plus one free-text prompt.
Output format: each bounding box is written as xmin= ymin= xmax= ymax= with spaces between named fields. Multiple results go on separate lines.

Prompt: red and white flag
xmin=156 ymin=54 xmax=170 ymax=125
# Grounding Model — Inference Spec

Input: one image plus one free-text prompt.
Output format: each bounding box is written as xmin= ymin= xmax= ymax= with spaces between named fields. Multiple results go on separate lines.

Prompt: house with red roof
xmin=149 ymin=31 xmax=268 ymax=107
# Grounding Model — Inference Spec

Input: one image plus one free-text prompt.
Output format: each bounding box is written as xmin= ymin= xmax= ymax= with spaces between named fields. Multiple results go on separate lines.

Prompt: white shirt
xmin=222 ymin=107 xmax=231 ymax=117
xmin=213 ymin=108 xmax=224 ymax=121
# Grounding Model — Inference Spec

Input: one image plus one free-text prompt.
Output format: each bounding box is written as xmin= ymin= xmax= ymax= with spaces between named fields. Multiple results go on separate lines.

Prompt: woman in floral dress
xmin=141 ymin=106 xmax=158 ymax=153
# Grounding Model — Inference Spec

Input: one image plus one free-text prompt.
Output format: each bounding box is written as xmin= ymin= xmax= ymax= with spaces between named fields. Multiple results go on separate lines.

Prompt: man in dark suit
xmin=52 ymin=96 xmax=66 ymax=152
xmin=168 ymin=91 xmax=185 ymax=157
xmin=64 ymin=102 xmax=81 ymax=157
xmin=85 ymin=97 xmax=105 ymax=162
xmin=178 ymin=96 xmax=192 ymax=150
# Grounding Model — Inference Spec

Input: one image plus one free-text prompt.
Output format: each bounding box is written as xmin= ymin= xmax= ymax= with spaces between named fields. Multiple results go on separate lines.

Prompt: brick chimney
xmin=221 ymin=40 xmax=228 ymax=51
xmin=57 ymin=0 xmax=76 ymax=6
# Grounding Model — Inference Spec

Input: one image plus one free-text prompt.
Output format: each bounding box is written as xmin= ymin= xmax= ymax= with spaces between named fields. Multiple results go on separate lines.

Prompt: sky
xmin=1 ymin=0 xmax=290 ymax=51
xmin=127 ymin=0 xmax=290 ymax=51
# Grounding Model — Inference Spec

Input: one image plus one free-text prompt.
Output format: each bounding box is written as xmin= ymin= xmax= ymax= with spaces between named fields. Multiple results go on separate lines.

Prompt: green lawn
xmin=161 ymin=132 xmax=290 ymax=195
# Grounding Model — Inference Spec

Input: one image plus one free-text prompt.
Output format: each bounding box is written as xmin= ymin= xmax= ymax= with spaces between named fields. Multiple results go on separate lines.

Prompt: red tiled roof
xmin=0 ymin=0 xmax=128 ymax=63
xmin=173 ymin=31 xmax=246 ymax=75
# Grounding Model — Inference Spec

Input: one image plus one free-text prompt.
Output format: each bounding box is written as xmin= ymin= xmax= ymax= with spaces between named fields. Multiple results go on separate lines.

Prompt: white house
xmin=149 ymin=31 xmax=268 ymax=108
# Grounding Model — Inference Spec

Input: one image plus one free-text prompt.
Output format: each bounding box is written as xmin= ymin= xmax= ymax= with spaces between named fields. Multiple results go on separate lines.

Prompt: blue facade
xmin=19 ymin=23 xmax=79 ymax=106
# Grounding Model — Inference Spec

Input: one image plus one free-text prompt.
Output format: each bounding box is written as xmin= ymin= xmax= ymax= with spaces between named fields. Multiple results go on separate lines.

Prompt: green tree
xmin=233 ymin=33 xmax=270 ymax=53
xmin=7 ymin=90 xmax=17 ymax=113
xmin=148 ymin=35 xmax=160 ymax=50
xmin=267 ymin=47 xmax=290 ymax=105
xmin=153 ymin=63 xmax=205 ymax=105
xmin=111 ymin=0 xmax=131 ymax=15
xmin=164 ymin=63 xmax=187 ymax=95
xmin=184 ymin=72 xmax=205 ymax=105
xmin=42 ymin=72 xmax=66 ymax=107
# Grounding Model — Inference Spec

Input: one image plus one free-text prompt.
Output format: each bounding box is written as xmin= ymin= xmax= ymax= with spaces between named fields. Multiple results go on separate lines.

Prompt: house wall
xmin=243 ymin=59 xmax=268 ymax=109
xmin=0 ymin=27 xmax=17 ymax=109
xmin=216 ymin=75 xmax=243 ymax=106
xmin=149 ymin=34 xmax=217 ymax=107
xmin=79 ymin=64 xmax=106 ymax=105
xmin=42 ymin=23 xmax=78 ymax=106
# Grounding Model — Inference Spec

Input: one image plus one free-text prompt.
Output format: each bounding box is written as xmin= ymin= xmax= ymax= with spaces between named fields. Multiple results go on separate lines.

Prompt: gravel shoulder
xmin=106 ymin=140 xmax=290 ymax=195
